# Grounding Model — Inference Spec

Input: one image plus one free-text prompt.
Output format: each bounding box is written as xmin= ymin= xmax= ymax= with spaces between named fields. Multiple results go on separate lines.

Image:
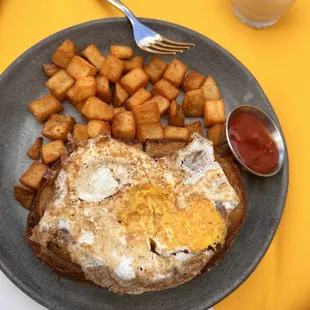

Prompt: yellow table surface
xmin=1 ymin=0 xmax=310 ymax=309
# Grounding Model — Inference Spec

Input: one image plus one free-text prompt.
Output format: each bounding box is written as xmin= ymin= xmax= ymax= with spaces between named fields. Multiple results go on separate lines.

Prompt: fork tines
xmin=147 ymin=37 xmax=195 ymax=55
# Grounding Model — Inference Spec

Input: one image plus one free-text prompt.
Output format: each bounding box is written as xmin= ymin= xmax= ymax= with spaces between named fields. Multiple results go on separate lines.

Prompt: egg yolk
xmin=118 ymin=184 xmax=227 ymax=253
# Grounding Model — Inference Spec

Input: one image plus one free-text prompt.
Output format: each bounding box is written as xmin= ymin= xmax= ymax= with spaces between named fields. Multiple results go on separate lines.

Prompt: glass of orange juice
xmin=233 ymin=0 xmax=296 ymax=29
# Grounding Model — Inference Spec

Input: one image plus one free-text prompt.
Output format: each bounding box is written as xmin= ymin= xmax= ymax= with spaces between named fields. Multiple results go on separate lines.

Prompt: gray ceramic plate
xmin=0 ymin=18 xmax=288 ymax=310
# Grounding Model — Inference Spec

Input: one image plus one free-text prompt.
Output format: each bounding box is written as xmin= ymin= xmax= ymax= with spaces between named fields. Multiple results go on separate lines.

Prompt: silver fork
xmin=106 ymin=0 xmax=194 ymax=55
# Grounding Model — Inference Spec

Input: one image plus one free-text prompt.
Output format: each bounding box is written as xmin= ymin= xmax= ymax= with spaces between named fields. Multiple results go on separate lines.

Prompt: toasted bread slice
xmin=144 ymin=140 xmax=188 ymax=158
xmin=25 ymin=139 xmax=246 ymax=294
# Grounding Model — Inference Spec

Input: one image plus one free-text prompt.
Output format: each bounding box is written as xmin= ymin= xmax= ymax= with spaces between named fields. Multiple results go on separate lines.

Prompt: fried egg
xmin=31 ymin=134 xmax=239 ymax=293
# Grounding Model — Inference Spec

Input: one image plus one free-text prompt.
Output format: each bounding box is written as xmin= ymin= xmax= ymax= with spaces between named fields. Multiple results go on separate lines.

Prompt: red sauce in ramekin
xmin=228 ymin=113 xmax=278 ymax=174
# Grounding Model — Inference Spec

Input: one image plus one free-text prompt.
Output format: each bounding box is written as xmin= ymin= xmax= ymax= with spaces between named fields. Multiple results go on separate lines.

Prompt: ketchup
xmin=228 ymin=113 xmax=278 ymax=174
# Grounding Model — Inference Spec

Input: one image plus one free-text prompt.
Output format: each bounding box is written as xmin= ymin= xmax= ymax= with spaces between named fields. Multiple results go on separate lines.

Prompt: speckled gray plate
xmin=0 ymin=18 xmax=288 ymax=310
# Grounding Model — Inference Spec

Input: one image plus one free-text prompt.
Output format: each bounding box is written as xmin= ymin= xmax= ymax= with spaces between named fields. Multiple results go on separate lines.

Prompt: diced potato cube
xmin=43 ymin=64 xmax=60 ymax=77
xmin=27 ymin=137 xmax=43 ymax=160
xmin=136 ymin=123 xmax=164 ymax=142
xmin=19 ymin=162 xmax=49 ymax=191
xmin=66 ymin=85 xmax=78 ymax=106
xmin=110 ymin=45 xmax=134 ymax=60
xmin=52 ymin=39 xmax=77 ymax=69
xmin=66 ymin=91 xmax=88 ymax=120
xmin=82 ymin=97 xmax=114 ymax=121
xmin=182 ymin=70 xmax=206 ymax=92
xmin=42 ymin=114 xmax=75 ymax=140
xmin=169 ymin=101 xmax=184 ymax=127
xmin=201 ymin=76 xmax=221 ymax=100
xmin=28 ymin=94 xmax=63 ymax=122
xmin=67 ymin=56 xmax=97 ymax=80
xmin=87 ymin=120 xmax=111 ymax=138
xmin=151 ymin=79 xmax=179 ymax=101
xmin=75 ymin=76 xmax=96 ymax=102
xmin=182 ymin=89 xmax=205 ymax=117
xmin=81 ymin=44 xmax=105 ymax=70
xmin=204 ymin=99 xmax=226 ymax=127
xmin=124 ymin=56 xmax=144 ymax=73
xmin=113 ymin=106 xmax=127 ymax=115
xmin=100 ymin=55 xmax=124 ymax=83
xmin=46 ymin=70 xmax=75 ymax=102
xmin=207 ymin=124 xmax=226 ymax=147
xmin=96 ymin=76 xmax=111 ymax=104
xmin=112 ymin=111 xmax=136 ymax=139
xmin=143 ymin=95 xmax=170 ymax=116
xmin=120 ymin=68 xmax=149 ymax=95
xmin=185 ymin=121 xmax=204 ymax=137
xmin=75 ymin=101 xmax=86 ymax=116
xmin=112 ymin=83 xmax=129 ymax=107
xmin=41 ymin=140 xmax=66 ymax=164
xmin=164 ymin=126 xmax=190 ymax=141
xmin=126 ymin=88 xmax=151 ymax=110
xmin=73 ymin=124 xmax=89 ymax=141
xmin=14 ymin=184 xmax=36 ymax=210
xmin=132 ymin=101 xmax=161 ymax=126
xmin=144 ymin=57 xmax=168 ymax=84
xmin=163 ymin=58 xmax=188 ymax=87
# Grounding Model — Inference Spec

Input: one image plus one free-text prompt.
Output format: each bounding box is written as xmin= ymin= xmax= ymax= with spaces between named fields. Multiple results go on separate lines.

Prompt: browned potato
xmin=143 ymin=95 xmax=170 ymax=116
xmin=164 ymin=126 xmax=190 ymax=141
xmin=113 ymin=106 xmax=127 ymax=115
xmin=73 ymin=124 xmax=89 ymax=141
xmin=163 ymin=58 xmax=188 ymax=87
xmin=27 ymin=137 xmax=43 ymax=160
xmin=96 ymin=76 xmax=111 ymax=103
xmin=110 ymin=45 xmax=134 ymax=60
xmin=124 ymin=56 xmax=144 ymax=73
xmin=46 ymin=70 xmax=75 ymax=102
xmin=42 ymin=114 xmax=75 ymax=140
xmin=75 ymin=101 xmax=86 ymax=117
xmin=151 ymin=79 xmax=179 ymax=101
xmin=136 ymin=123 xmax=164 ymax=142
xmin=75 ymin=76 xmax=96 ymax=102
xmin=169 ymin=101 xmax=184 ymax=127
xmin=42 ymin=64 xmax=60 ymax=77
xmin=99 ymin=55 xmax=124 ymax=83
xmin=112 ymin=82 xmax=129 ymax=107
xmin=14 ymin=184 xmax=36 ymax=210
xmin=66 ymin=85 xmax=78 ymax=106
xmin=181 ymin=70 xmax=206 ymax=92
xmin=144 ymin=57 xmax=168 ymax=84
xmin=112 ymin=111 xmax=136 ymax=139
xmin=87 ymin=120 xmax=111 ymax=138
xmin=185 ymin=121 xmax=204 ymax=137
xmin=52 ymin=39 xmax=77 ymax=69
xmin=19 ymin=161 xmax=49 ymax=191
xmin=201 ymin=76 xmax=221 ymax=100
xmin=207 ymin=124 xmax=226 ymax=147
xmin=182 ymin=89 xmax=205 ymax=117
xmin=82 ymin=97 xmax=114 ymax=121
xmin=120 ymin=68 xmax=149 ymax=95
xmin=126 ymin=88 xmax=151 ymax=110
xmin=28 ymin=94 xmax=63 ymax=122
xmin=41 ymin=140 xmax=66 ymax=164
xmin=204 ymin=99 xmax=226 ymax=127
xmin=132 ymin=101 xmax=161 ymax=126
xmin=67 ymin=55 xmax=97 ymax=80
xmin=81 ymin=44 xmax=105 ymax=70
xmin=67 ymin=90 xmax=87 ymax=120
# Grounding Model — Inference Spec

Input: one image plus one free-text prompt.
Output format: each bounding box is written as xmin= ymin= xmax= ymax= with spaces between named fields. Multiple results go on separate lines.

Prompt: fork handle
xmin=106 ymin=0 xmax=138 ymax=26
